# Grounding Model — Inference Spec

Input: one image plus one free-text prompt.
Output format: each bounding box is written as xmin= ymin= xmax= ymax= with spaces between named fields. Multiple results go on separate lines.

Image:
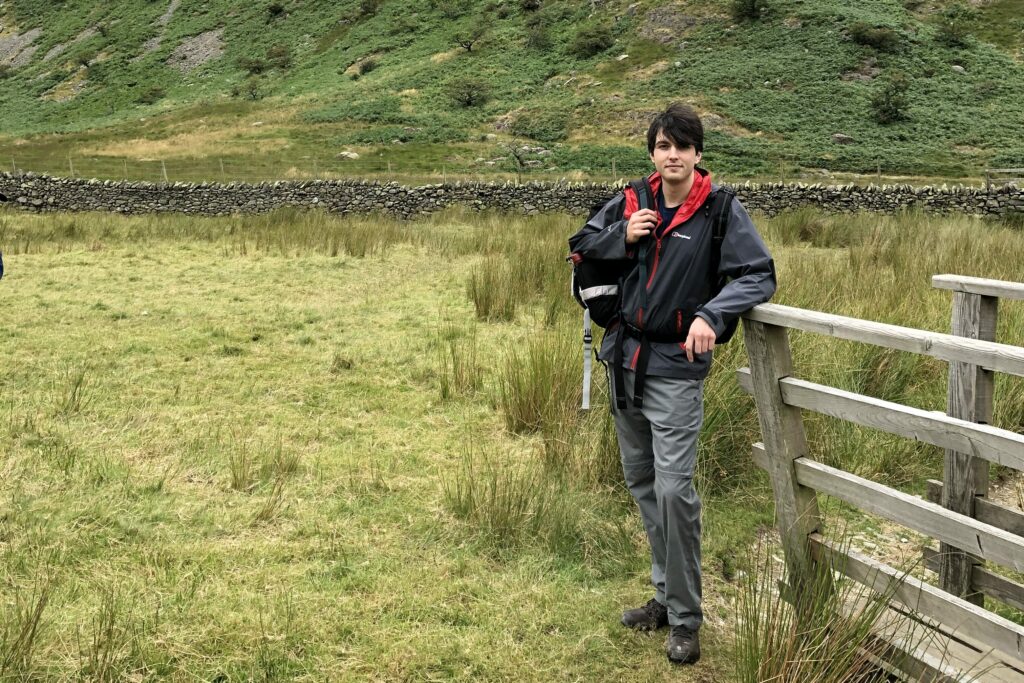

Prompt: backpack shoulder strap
xmin=627 ymin=178 xmax=654 ymax=212
xmin=712 ymin=187 xmax=735 ymax=243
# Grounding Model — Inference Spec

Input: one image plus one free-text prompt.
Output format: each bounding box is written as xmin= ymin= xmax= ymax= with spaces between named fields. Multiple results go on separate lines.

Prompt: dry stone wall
xmin=0 ymin=172 xmax=1021 ymax=219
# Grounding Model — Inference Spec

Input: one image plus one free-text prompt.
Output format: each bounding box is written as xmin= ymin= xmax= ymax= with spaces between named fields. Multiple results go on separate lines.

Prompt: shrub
xmin=520 ymin=0 xmax=541 ymax=9
xmin=569 ymin=24 xmax=614 ymax=58
xmin=238 ymin=56 xmax=267 ymax=75
xmin=357 ymin=57 xmax=378 ymax=75
xmin=446 ymin=77 xmax=491 ymax=107
xmin=430 ymin=0 xmax=471 ymax=19
xmin=936 ymin=2 xmax=973 ymax=47
xmin=730 ymin=0 xmax=768 ymax=22
xmin=267 ymin=44 xmax=292 ymax=70
xmin=871 ymin=72 xmax=911 ymax=124
xmin=0 ymin=65 xmax=14 ymax=79
xmin=849 ymin=23 xmax=900 ymax=52
xmin=136 ymin=86 xmax=165 ymax=104
xmin=267 ymin=2 xmax=286 ymax=20
xmin=511 ymin=109 xmax=569 ymax=142
xmin=359 ymin=0 xmax=383 ymax=16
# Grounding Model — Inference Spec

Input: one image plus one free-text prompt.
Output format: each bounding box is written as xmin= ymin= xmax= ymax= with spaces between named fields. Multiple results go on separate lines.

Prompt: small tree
xmin=871 ymin=72 xmax=910 ymax=124
xmin=936 ymin=2 xmax=974 ymax=47
xmin=446 ymin=77 xmax=491 ymax=107
xmin=455 ymin=22 xmax=487 ymax=52
xmin=731 ymin=0 xmax=768 ymax=22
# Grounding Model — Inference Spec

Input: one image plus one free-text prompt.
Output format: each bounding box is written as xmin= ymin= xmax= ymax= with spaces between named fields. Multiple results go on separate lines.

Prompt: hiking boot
xmin=620 ymin=598 xmax=668 ymax=631
xmin=666 ymin=626 xmax=700 ymax=665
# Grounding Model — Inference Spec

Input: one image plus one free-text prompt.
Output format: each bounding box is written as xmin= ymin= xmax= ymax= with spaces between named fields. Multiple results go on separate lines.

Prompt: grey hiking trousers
xmin=610 ymin=368 xmax=703 ymax=631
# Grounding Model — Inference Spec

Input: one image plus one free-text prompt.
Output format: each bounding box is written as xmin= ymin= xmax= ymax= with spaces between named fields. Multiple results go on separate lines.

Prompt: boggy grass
xmin=496 ymin=326 xmax=581 ymax=435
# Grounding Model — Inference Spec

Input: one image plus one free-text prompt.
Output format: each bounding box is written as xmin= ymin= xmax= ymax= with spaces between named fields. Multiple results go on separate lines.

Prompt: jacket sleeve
xmin=567 ymin=193 xmax=631 ymax=260
xmin=695 ymin=197 xmax=777 ymax=338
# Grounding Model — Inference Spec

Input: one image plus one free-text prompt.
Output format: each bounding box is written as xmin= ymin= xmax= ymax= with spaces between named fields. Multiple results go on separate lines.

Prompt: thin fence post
xmin=123 ymin=158 xmax=128 ymax=180
xmin=161 ymin=160 xmax=169 ymax=183
xmin=68 ymin=156 xmax=75 ymax=177
xmin=939 ymin=291 xmax=997 ymax=606
xmin=219 ymin=158 xmax=226 ymax=182
xmin=313 ymin=158 xmax=318 ymax=179
xmin=984 ymin=170 xmax=991 ymax=191
xmin=11 ymin=158 xmax=16 ymax=175
xmin=611 ymin=160 xmax=617 ymax=180
xmin=442 ymin=165 xmax=446 ymax=184
xmin=743 ymin=318 xmax=822 ymax=587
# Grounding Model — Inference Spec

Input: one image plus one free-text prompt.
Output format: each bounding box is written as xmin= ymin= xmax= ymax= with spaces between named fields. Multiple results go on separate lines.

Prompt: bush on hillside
xmin=357 ymin=57 xmax=378 ymax=76
xmin=871 ymin=72 xmax=911 ymax=124
xmin=238 ymin=56 xmax=267 ymax=75
xmin=849 ymin=23 xmax=900 ymax=52
xmin=569 ymin=24 xmax=614 ymax=58
xmin=936 ymin=2 xmax=974 ymax=47
xmin=446 ymin=77 xmax=492 ymax=107
xmin=430 ymin=0 xmax=472 ymax=19
xmin=520 ymin=0 xmax=541 ymax=10
xmin=267 ymin=44 xmax=292 ymax=70
xmin=524 ymin=12 xmax=551 ymax=49
xmin=137 ymin=86 xmax=165 ymax=104
xmin=730 ymin=0 xmax=768 ymax=22
xmin=360 ymin=0 xmax=383 ymax=16
xmin=267 ymin=2 xmax=286 ymax=21
xmin=512 ymin=109 xmax=569 ymax=142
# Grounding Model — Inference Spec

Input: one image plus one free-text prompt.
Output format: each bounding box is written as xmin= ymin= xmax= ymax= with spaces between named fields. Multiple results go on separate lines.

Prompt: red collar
xmin=648 ymin=169 xmax=712 ymax=237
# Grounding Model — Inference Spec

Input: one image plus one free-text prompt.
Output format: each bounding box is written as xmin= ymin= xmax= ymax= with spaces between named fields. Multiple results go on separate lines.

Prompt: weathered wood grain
xmin=811 ymin=534 xmax=1024 ymax=667
xmin=742 ymin=303 xmax=1024 ymax=377
xmin=736 ymin=368 xmax=1024 ymax=472
xmin=742 ymin=319 xmax=821 ymax=582
xmin=932 ymin=275 xmax=1024 ymax=301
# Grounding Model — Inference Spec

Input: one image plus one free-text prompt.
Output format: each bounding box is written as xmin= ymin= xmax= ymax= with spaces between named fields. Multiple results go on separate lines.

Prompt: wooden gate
xmin=739 ymin=274 xmax=1024 ymax=681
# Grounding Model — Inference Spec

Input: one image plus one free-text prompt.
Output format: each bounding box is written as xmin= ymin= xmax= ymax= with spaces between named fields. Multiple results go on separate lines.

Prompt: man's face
xmin=650 ymin=131 xmax=701 ymax=184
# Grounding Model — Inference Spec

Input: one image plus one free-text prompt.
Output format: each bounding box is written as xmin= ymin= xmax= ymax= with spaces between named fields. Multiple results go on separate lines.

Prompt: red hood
xmin=625 ymin=168 xmax=713 ymax=237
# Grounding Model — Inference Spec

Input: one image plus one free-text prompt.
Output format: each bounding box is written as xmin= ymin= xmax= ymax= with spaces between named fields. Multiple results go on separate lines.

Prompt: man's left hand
xmin=684 ymin=317 xmax=717 ymax=362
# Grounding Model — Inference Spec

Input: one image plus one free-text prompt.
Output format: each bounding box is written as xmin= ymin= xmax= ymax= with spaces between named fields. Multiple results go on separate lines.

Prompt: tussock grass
xmin=496 ymin=327 xmax=580 ymax=435
xmin=436 ymin=319 xmax=482 ymax=400
xmin=735 ymin=540 xmax=927 ymax=683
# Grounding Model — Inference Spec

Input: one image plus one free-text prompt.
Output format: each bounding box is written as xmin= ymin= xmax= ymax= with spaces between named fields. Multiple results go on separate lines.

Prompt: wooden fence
xmin=738 ymin=274 xmax=1024 ymax=681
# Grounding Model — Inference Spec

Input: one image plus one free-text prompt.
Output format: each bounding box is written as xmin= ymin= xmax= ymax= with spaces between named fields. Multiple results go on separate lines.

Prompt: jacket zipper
xmin=646 ymin=237 xmax=662 ymax=289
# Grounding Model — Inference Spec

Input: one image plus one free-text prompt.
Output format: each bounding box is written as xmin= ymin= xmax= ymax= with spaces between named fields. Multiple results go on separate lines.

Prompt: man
xmin=567 ymin=103 xmax=776 ymax=664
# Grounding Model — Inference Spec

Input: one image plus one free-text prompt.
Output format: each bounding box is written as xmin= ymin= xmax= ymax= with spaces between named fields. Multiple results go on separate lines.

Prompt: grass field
xmin=1 ymin=205 xmax=1023 ymax=680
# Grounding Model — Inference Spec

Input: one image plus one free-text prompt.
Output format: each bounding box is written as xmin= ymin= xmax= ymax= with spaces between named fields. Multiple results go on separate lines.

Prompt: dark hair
xmin=646 ymin=103 xmax=704 ymax=155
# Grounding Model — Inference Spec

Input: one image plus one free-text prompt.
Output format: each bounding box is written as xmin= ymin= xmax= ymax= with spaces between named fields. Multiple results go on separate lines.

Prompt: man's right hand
xmin=625 ymin=209 xmax=658 ymax=245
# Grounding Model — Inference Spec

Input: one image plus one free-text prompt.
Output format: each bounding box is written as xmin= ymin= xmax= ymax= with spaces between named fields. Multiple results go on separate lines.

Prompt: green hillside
xmin=0 ymin=0 xmax=1022 ymax=182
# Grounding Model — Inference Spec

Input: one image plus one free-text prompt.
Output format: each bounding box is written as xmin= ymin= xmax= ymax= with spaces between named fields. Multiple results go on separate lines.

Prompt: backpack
xmin=570 ymin=178 xmax=736 ymax=410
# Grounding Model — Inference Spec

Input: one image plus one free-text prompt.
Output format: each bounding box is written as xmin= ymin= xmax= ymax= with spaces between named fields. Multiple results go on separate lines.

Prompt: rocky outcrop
xmin=0 ymin=172 xmax=1020 ymax=219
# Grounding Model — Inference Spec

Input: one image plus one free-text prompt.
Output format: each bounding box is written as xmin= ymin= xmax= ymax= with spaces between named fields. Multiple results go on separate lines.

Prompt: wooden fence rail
xmin=740 ymin=274 xmax=1024 ymax=680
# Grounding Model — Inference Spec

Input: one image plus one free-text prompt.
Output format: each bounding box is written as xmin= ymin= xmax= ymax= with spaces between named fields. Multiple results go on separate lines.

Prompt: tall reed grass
xmin=734 ymin=540 xmax=929 ymax=683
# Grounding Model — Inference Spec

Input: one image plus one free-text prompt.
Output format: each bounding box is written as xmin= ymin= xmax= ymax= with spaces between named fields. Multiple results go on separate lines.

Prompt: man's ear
xmin=695 ymin=150 xmax=703 ymax=164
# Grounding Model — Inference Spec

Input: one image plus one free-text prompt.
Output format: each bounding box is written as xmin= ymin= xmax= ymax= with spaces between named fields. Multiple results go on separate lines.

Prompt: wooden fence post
xmin=743 ymin=319 xmax=822 ymax=584
xmin=939 ymin=292 xmax=997 ymax=605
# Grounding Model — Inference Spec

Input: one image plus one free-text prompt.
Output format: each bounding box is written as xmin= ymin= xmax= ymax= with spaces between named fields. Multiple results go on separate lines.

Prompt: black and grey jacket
xmin=568 ymin=170 xmax=777 ymax=381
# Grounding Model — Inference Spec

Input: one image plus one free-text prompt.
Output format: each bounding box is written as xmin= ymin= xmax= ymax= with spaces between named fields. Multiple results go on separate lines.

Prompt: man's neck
xmin=661 ymin=173 xmax=694 ymax=208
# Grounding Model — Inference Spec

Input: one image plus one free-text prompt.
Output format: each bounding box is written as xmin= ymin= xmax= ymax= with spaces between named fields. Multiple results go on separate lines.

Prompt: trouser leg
xmin=611 ymin=369 xmax=704 ymax=631
xmin=610 ymin=369 xmax=666 ymax=605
